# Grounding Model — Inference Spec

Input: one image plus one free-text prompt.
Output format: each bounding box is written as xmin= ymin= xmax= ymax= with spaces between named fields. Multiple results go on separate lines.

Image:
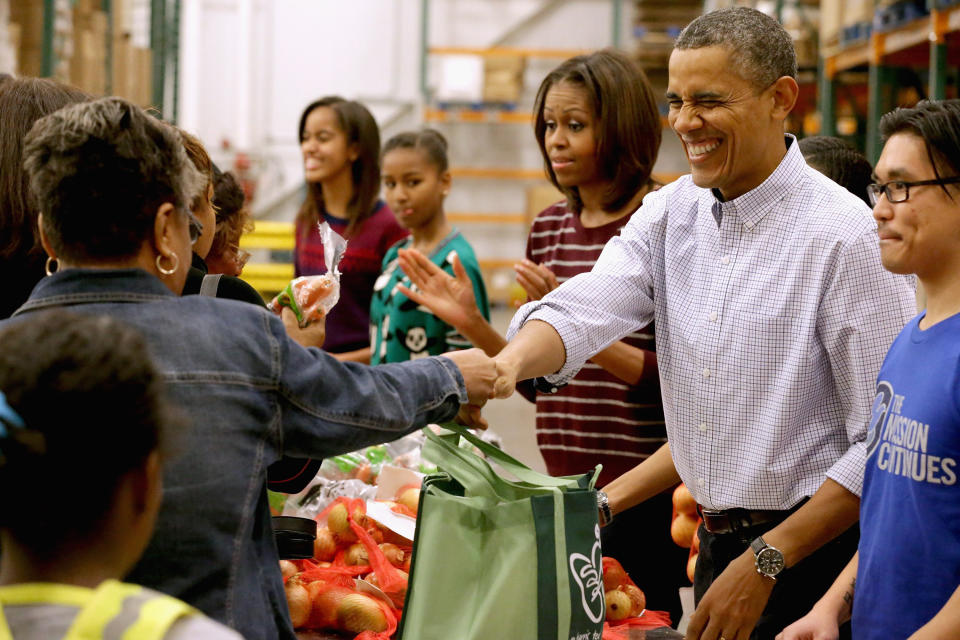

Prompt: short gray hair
xmin=22 ymin=97 xmax=205 ymax=262
xmin=675 ymin=7 xmax=797 ymax=90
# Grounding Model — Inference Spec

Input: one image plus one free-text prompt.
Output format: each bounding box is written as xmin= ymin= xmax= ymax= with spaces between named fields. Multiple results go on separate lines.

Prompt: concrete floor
xmin=479 ymin=305 xmax=546 ymax=474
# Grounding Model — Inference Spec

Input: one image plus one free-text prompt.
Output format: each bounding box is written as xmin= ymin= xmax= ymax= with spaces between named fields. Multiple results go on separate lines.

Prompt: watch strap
xmin=750 ymin=536 xmax=767 ymax=556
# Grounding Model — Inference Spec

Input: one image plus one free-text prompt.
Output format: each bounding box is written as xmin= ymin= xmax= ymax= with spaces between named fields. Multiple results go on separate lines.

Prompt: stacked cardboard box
xmin=820 ymin=0 xmax=844 ymax=53
xmin=9 ymin=0 xmax=43 ymax=77
xmin=781 ymin=3 xmax=820 ymax=69
xmin=633 ymin=0 xmax=703 ymax=70
xmin=483 ymin=55 xmax=525 ymax=104
xmin=525 ymin=183 xmax=565 ymax=228
xmin=843 ymin=0 xmax=876 ymax=28
xmin=113 ymin=0 xmax=152 ymax=107
xmin=112 ymin=37 xmax=153 ymax=106
xmin=8 ymin=0 xmax=151 ymax=106
xmin=70 ymin=7 xmax=107 ymax=95
xmin=2 ymin=22 xmax=20 ymax=74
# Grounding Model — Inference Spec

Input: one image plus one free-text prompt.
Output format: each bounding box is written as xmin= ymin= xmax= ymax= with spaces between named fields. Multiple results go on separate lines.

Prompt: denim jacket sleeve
xmin=270 ymin=315 xmax=467 ymax=459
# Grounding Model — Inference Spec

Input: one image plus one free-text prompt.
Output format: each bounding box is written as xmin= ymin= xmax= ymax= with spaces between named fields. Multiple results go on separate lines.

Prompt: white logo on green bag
xmin=568 ymin=525 xmax=605 ymax=624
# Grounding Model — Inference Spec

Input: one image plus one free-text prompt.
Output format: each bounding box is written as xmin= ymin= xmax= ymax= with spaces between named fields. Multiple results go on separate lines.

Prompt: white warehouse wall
xmin=175 ymin=0 xmax=685 ymax=269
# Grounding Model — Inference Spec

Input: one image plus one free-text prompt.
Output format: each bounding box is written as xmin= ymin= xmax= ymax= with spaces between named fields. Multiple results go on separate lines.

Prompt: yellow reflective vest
xmin=0 ymin=580 xmax=197 ymax=640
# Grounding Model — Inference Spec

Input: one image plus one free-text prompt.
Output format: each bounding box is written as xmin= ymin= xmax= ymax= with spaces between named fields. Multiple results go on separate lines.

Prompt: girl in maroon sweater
xmin=397 ymin=49 xmax=688 ymax=622
xmin=294 ymin=96 xmax=408 ymax=362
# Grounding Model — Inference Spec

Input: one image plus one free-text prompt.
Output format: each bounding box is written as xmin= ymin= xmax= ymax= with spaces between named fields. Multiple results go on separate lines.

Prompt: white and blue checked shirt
xmin=508 ymin=137 xmax=916 ymax=511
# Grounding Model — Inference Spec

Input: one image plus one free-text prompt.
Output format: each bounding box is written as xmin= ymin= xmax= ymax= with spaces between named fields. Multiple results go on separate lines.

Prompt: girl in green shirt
xmin=370 ymin=129 xmax=489 ymax=364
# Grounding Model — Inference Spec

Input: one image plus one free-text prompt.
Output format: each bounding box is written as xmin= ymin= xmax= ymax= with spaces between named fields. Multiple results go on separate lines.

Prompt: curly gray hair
xmin=675 ymin=7 xmax=797 ymax=90
xmin=22 ymin=97 xmax=205 ymax=263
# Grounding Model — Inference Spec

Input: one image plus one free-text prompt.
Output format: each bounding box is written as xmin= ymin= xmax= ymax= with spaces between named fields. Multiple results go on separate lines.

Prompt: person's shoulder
xmin=383 ymin=235 xmax=409 ymax=261
xmin=530 ymin=200 xmax=574 ymax=226
xmin=623 ymin=175 xmax=697 ymax=228
xmin=181 ymin=266 xmax=206 ymax=295
xmin=165 ymin=612 xmax=245 ymax=640
xmin=215 ymin=275 xmax=268 ymax=308
xmin=446 ymin=232 xmax=482 ymax=268
xmin=371 ymin=200 xmax=401 ymax=227
xmin=637 ymin=174 xmax=698 ymax=211
xmin=793 ymin=165 xmax=876 ymax=237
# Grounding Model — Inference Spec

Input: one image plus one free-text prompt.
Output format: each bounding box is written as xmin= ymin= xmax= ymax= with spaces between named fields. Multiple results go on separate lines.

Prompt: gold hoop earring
xmin=155 ymin=253 xmax=179 ymax=276
xmin=45 ymin=257 xmax=58 ymax=276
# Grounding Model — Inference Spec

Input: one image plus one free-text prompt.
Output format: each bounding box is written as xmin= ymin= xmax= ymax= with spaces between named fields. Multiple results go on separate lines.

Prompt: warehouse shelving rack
xmin=818 ymin=1 xmax=960 ymax=163
xmin=37 ymin=0 xmax=180 ymax=120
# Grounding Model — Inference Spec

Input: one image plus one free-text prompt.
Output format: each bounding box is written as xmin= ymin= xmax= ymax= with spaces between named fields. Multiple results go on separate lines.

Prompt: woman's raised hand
xmin=397 ymin=248 xmax=481 ymax=332
xmin=514 ymin=259 xmax=559 ymax=301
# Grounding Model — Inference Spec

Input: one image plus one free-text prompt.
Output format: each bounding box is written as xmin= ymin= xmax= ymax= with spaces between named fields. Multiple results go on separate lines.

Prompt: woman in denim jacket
xmin=7 ymin=97 xmax=496 ymax=640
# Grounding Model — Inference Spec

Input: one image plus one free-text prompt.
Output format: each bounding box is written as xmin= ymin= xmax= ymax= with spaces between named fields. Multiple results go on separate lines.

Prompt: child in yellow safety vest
xmin=0 ymin=311 xmax=241 ymax=640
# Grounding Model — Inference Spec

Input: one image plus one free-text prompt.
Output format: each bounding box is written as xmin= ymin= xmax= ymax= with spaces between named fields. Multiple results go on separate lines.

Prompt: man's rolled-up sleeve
xmin=506 ymin=194 xmax=663 ymax=384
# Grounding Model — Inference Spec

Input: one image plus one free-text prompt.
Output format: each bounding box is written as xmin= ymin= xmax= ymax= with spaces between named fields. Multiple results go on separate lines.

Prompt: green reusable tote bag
xmin=397 ymin=424 xmax=605 ymax=640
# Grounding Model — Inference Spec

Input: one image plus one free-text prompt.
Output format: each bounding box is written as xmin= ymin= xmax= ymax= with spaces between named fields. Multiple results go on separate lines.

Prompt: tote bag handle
xmin=434 ymin=423 xmax=600 ymax=490
xmin=421 ymin=428 xmax=511 ymax=501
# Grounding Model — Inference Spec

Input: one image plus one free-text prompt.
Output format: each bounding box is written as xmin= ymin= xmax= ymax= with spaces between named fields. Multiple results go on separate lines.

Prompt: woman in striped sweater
xmin=397 ymin=49 xmax=688 ymax=622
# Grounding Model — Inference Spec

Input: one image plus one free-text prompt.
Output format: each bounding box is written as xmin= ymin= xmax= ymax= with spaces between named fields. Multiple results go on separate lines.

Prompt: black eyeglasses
xmin=867 ymin=176 xmax=960 ymax=206
xmin=184 ymin=211 xmax=203 ymax=245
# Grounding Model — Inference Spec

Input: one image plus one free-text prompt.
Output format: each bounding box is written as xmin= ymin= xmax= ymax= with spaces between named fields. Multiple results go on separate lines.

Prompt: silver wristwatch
xmin=597 ymin=491 xmax=613 ymax=526
xmin=750 ymin=536 xmax=785 ymax=580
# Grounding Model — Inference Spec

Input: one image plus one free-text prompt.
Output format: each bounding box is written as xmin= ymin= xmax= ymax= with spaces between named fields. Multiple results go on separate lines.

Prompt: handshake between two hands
xmin=441 ymin=348 xmax=520 ymax=429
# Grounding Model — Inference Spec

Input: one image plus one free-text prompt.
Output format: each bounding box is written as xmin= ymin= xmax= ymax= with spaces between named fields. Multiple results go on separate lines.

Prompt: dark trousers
xmin=694 ymin=519 xmax=858 ymax=640
xmin=601 ymin=490 xmax=690 ymax=626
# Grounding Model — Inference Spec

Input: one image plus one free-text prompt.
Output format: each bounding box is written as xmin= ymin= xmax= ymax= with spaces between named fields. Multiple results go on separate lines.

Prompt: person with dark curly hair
xmin=799 ymin=136 xmax=873 ymax=207
xmin=5 ymin=96 xmax=496 ymax=640
xmin=0 ymin=311 xmax=241 ymax=639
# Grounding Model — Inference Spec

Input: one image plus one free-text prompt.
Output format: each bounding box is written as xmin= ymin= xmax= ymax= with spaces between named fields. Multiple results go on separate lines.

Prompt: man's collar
xmin=709 ymin=135 xmax=803 ymax=230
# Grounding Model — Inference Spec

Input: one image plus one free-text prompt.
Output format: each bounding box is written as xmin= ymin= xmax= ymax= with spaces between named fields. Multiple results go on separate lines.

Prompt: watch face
xmin=757 ymin=548 xmax=785 ymax=576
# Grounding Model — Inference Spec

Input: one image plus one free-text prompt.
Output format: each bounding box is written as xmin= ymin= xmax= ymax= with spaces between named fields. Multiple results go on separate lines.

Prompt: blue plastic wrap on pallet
xmin=874 ymin=0 xmax=929 ymax=33
xmin=840 ymin=21 xmax=873 ymax=47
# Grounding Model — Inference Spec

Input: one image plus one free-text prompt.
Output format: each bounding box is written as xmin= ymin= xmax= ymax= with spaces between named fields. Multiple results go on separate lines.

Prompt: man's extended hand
xmin=686 ymin=551 xmax=775 ymax=640
xmin=441 ymin=348 xmax=498 ymax=406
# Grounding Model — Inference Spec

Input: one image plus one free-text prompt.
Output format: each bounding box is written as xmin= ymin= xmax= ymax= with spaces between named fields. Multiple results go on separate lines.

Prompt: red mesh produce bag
xmin=294 ymin=577 xmax=398 ymax=638
xmin=600 ymin=557 xmax=673 ymax=634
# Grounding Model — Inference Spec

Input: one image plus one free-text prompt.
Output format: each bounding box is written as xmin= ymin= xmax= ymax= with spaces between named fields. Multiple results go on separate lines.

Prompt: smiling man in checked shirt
xmin=493 ymin=7 xmax=915 ymax=640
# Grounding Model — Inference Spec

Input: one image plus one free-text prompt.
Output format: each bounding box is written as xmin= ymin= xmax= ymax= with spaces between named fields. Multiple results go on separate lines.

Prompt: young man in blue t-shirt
xmin=778 ymin=100 xmax=960 ymax=639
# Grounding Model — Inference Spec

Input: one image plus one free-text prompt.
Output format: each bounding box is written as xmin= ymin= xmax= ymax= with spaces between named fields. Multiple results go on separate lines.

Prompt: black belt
xmin=697 ymin=500 xmax=806 ymax=535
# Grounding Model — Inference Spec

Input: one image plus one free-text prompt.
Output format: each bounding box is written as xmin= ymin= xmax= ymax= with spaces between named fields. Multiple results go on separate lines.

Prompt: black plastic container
xmin=272 ymin=516 xmax=317 ymax=559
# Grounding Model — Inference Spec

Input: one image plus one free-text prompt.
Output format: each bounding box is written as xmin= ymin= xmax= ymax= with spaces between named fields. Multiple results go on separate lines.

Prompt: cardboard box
xmin=113 ymin=0 xmax=130 ymax=36
xmin=133 ymin=46 xmax=153 ymax=107
xmin=435 ymin=54 xmax=483 ymax=103
xmin=525 ymin=182 xmax=565 ymax=227
xmin=820 ymin=0 xmax=843 ymax=49
xmin=843 ymin=0 xmax=876 ymax=26
xmin=8 ymin=22 xmax=21 ymax=59
xmin=17 ymin=44 xmax=42 ymax=77
xmin=9 ymin=0 xmax=43 ymax=48
xmin=112 ymin=36 xmax=132 ymax=100
xmin=483 ymin=55 xmax=525 ymax=104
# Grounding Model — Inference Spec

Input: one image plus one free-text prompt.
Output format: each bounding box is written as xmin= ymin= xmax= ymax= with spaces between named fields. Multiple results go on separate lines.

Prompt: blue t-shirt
xmin=854 ymin=312 xmax=960 ymax=638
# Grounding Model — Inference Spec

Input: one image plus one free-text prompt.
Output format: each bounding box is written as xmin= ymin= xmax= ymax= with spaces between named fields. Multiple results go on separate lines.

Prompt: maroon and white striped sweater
xmin=525 ymin=201 xmax=666 ymax=486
